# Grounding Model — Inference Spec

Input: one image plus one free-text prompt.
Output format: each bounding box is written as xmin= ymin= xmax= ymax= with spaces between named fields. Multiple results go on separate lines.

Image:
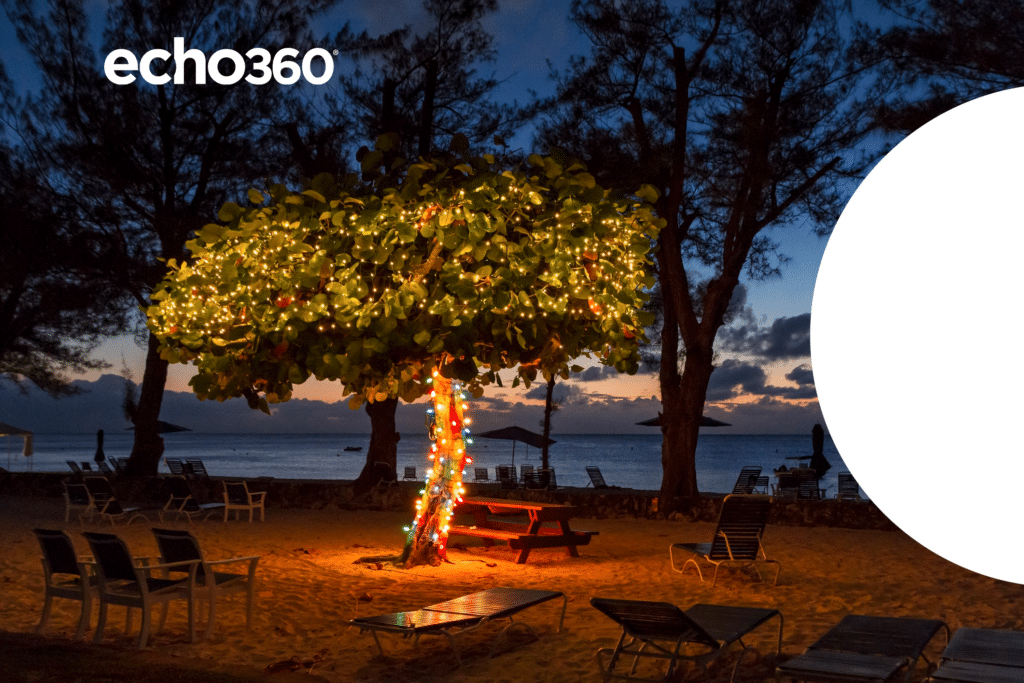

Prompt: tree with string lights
xmin=148 ymin=143 xmax=660 ymax=566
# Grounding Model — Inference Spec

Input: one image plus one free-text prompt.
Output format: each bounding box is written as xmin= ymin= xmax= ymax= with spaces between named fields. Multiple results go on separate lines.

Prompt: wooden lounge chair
xmin=731 ymin=466 xmax=762 ymax=494
xmin=33 ymin=529 xmax=99 ymax=640
xmin=473 ymin=467 xmax=490 ymax=482
xmin=83 ymin=476 xmax=148 ymax=526
xmin=165 ymin=458 xmax=186 ymax=476
xmin=63 ymin=481 xmax=95 ymax=524
xmin=927 ymin=627 xmax=1024 ymax=683
xmin=496 ymin=464 xmax=518 ymax=489
xmin=590 ymin=597 xmax=782 ymax=683
xmin=82 ymin=531 xmax=199 ymax=648
xmin=403 ymin=466 xmax=418 ymax=481
xmin=160 ymin=476 xmax=225 ymax=523
xmin=836 ymin=473 xmax=862 ymax=501
xmin=586 ymin=466 xmax=611 ymax=489
xmin=669 ymin=494 xmax=780 ymax=587
xmin=222 ymin=481 xmax=266 ymax=522
xmin=351 ymin=587 xmax=566 ymax=667
xmin=776 ymin=614 xmax=948 ymax=683
xmin=185 ymin=458 xmax=209 ymax=478
xmin=151 ymin=528 xmax=259 ymax=640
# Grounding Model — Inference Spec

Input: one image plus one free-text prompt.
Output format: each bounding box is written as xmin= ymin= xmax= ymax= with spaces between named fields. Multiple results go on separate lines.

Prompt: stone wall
xmin=0 ymin=471 xmax=896 ymax=531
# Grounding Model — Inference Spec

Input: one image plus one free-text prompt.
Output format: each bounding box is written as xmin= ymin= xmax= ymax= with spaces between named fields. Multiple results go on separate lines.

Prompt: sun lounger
xmin=586 ymin=466 xmax=613 ymax=489
xmin=83 ymin=476 xmax=148 ymax=526
xmin=185 ymin=458 xmax=209 ymax=478
xmin=473 ymin=467 xmax=490 ymax=482
xmin=351 ymin=587 xmax=566 ymax=666
xmin=160 ymin=476 xmax=225 ymax=523
xmin=753 ymin=475 xmax=770 ymax=494
xmin=96 ymin=461 xmax=114 ymax=476
xmin=669 ymin=494 xmax=780 ymax=586
xmin=403 ymin=466 xmax=418 ymax=481
xmin=927 ymin=627 xmax=1024 ymax=682
xmin=67 ymin=461 xmax=85 ymax=477
xmin=165 ymin=458 xmax=186 ymax=476
xmin=519 ymin=465 xmax=534 ymax=486
xmin=836 ymin=473 xmax=862 ymax=501
xmin=776 ymin=614 xmax=948 ymax=682
xmin=496 ymin=464 xmax=517 ymax=489
xmin=731 ymin=466 xmax=762 ymax=494
xmin=590 ymin=597 xmax=782 ymax=683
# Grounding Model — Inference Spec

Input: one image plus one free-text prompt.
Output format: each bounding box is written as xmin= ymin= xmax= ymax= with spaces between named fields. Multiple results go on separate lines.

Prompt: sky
xmin=0 ymin=0 xmax=859 ymax=434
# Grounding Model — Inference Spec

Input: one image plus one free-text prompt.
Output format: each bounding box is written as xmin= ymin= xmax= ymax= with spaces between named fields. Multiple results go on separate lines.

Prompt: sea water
xmin=4 ymin=432 xmax=850 ymax=495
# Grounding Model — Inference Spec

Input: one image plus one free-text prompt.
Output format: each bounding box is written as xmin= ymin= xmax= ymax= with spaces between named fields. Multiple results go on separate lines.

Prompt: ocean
xmin=3 ymin=431 xmax=850 ymax=496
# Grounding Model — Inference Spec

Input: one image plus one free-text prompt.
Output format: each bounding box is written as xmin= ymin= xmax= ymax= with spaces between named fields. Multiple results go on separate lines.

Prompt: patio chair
xmin=473 ymin=467 xmax=490 ymax=482
xmin=83 ymin=476 xmax=148 ymax=526
xmin=63 ymin=481 xmax=95 ymax=524
xmin=927 ymin=627 xmax=1024 ymax=682
xmin=496 ymin=464 xmax=518 ymax=489
xmin=165 ymin=458 xmax=186 ymax=476
xmin=731 ymin=466 xmax=762 ymax=494
xmin=403 ymin=466 xmax=418 ymax=481
xmin=519 ymin=464 xmax=534 ymax=487
xmin=151 ymin=528 xmax=259 ymax=640
xmin=798 ymin=478 xmax=822 ymax=500
xmin=591 ymin=598 xmax=782 ymax=683
xmin=836 ymin=473 xmax=862 ymax=501
xmin=185 ymin=458 xmax=209 ymax=478
xmin=82 ymin=531 xmax=199 ymax=648
xmin=33 ymin=529 xmax=99 ymax=640
xmin=669 ymin=494 xmax=781 ymax=587
xmin=222 ymin=481 xmax=266 ymax=522
xmin=586 ymin=466 xmax=611 ymax=489
xmin=97 ymin=461 xmax=114 ymax=476
xmin=776 ymin=614 xmax=948 ymax=683
xmin=753 ymin=476 xmax=770 ymax=494
xmin=351 ymin=587 xmax=566 ymax=667
xmin=160 ymin=476 xmax=225 ymax=523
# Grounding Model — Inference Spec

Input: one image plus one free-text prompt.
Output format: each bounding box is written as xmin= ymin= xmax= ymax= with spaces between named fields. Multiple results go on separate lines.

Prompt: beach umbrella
xmin=125 ymin=420 xmax=192 ymax=434
xmin=476 ymin=426 xmax=555 ymax=468
xmin=636 ymin=415 xmax=732 ymax=427
xmin=0 ymin=421 xmax=33 ymax=470
xmin=94 ymin=428 xmax=105 ymax=464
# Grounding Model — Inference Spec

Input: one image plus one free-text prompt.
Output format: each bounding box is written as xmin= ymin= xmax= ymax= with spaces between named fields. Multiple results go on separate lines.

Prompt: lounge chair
xmin=67 ymin=461 xmax=85 ymax=478
xmin=473 ymin=467 xmax=490 ymax=482
xmin=927 ymin=627 xmax=1024 ymax=682
xmin=97 ymin=461 xmax=114 ymax=476
xmin=82 ymin=531 xmax=199 ymax=648
xmin=403 ymin=466 xmax=418 ymax=481
xmin=83 ymin=476 xmax=148 ymax=526
xmin=586 ymin=466 xmax=611 ymax=489
xmin=496 ymin=464 xmax=518 ymax=489
xmin=33 ymin=529 xmax=99 ymax=640
xmin=519 ymin=464 xmax=534 ymax=487
xmin=222 ymin=481 xmax=266 ymax=522
xmin=731 ymin=466 xmax=762 ymax=494
xmin=63 ymin=481 xmax=95 ymax=524
xmin=753 ymin=476 xmax=770 ymax=494
xmin=80 ymin=461 xmax=93 ymax=472
xmin=351 ymin=587 xmax=566 ymax=667
xmin=150 ymin=528 xmax=259 ymax=640
xmin=109 ymin=457 xmax=127 ymax=476
xmin=798 ymin=478 xmax=822 ymax=500
xmin=165 ymin=458 xmax=186 ymax=476
xmin=590 ymin=597 xmax=782 ymax=683
xmin=185 ymin=458 xmax=209 ymax=478
xmin=524 ymin=468 xmax=554 ymax=490
xmin=836 ymin=473 xmax=862 ymax=501
xmin=669 ymin=494 xmax=781 ymax=587
xmin=160 ymin=476 xmax=225 ymax=523
xmin=777 ymin=614 xmax=948 ymax=682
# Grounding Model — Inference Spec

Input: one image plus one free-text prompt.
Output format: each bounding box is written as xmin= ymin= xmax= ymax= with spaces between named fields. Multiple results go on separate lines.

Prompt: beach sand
xmin=1 ymin=494 xmax=1021 ymax=682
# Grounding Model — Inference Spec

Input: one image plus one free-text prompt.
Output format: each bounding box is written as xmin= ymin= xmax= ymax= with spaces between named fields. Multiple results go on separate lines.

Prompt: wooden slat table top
xmin=459 ymin=497 xmax=577 ymax=512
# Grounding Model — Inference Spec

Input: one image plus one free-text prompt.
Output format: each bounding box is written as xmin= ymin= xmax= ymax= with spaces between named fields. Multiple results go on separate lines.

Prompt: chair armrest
xmin=249 ymin=491 xmax=267 ymax=502
xmin=205 ymin=555 xmax=260 ymax=566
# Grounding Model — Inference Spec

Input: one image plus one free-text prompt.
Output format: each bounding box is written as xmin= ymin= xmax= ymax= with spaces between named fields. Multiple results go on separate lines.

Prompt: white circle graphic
xmin=812 ymin=87 xmax=1024 ymax=584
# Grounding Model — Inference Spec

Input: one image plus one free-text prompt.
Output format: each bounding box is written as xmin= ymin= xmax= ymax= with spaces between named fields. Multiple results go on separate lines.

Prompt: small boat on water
xmin=343 ymin=446 xmax=363 ymax=452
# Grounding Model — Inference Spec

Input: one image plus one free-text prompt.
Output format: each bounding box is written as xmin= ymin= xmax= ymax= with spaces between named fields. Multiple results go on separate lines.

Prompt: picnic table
xmin=448 ymin=497 xmax=598 ymax=564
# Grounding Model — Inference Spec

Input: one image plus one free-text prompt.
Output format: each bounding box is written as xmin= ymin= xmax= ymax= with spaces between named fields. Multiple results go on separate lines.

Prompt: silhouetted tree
xmin=3 ymin=0 xmax=336 ymax=474
xmin=539 ymin=0 xmax=880 ymax=513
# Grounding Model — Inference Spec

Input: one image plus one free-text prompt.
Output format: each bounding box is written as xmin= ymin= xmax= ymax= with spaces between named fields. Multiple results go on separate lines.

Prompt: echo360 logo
xmin=104 ymin=37 xmax=334 ymax=86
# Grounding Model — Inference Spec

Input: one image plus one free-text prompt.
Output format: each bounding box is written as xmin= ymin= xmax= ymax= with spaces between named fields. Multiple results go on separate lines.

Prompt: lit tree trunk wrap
xmin=401 ymin=372 xmax=475 ymax=567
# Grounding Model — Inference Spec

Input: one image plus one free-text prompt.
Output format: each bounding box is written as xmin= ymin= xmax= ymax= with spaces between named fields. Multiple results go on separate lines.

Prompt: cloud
xmin=706 ymin=359 xmax=817 ymax=401
xmin=719 ymin=313 xmax=811 ymax=360
xmin=575 ymin=365 xmax=619 ymax=382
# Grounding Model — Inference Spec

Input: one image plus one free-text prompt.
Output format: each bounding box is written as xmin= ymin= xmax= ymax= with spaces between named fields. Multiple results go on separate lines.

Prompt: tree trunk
xmin=658 ymin=346 xmax=714 ymax=515
xmin=418 ymin=59 xmax=438 ymax=158
xmin=352 ymin=398 xmax=401 ymax=497
xmin=124 ymin=332 xmax=168 ymax=476
xmin=540 ymin=375 xmax=555 ymax=470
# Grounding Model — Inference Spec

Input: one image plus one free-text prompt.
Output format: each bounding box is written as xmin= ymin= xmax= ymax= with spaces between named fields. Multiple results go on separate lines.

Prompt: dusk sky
xmin=0 ymin=0 xmax=867 ymax=434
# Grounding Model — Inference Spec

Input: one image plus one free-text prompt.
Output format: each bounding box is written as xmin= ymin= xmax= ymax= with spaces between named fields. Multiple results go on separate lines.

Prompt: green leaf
xmin=413 ymin=330 xmax=431 ymax=346
xmin=247 ymin=189 xmax=265 ymax=204
xmin=636 ymin=184 xmax=660 ymax=204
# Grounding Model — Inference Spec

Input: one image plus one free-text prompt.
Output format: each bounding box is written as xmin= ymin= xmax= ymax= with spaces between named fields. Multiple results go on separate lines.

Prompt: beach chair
xmin=772 ymin=470 xmax=799 ymax=497
xmin=669 ymin=494 xmax=780 ymax=587
xmin=474 ymin=467 xmax=490 ymax=482
xmin=96 ymin=460 xmax=114 ymax=476
xmin=151 ymin=528 xmax=259 ymax=640
xmin=83 ymin=476 xmax=148 ymax=526
xmin=542 ymin=467 xmax=557 ymax=489
xmin=63 ymin=481 xmax=95 ymax=524
xmin=185 ymin=458 xmax=209 ymax=478
xmin=753 ymin=476 xmax=770 ymax=494
xmin=731 ymin=466 xmax=762 ymax=494
xmin=67 ymin=461 xmax=85 ymax=478
xmin=519 ymin=464 xmax=534 ymax=487
xmin=927 ymin=627 xmax=1024 ymax=682
xmin=836 ymin=473 xmax=862 ymax=501
xmin=776 ymin=614 xmax=948 ymax=683
xmin=403 ymin=466 xmax=418 ymax=481
xmin=351 ymin=587 xmax=566 ymax=667
xmin=165 ymin=458 xmax=186 ymax=476
xmin=82 ymin=531 xmax=199 ymax=648
xmin=109 ymin=457 xmax=126 ymax=476
xmin=33 ymin=529 xmax=99 ymax=640
xmin=590 ymin=597 xmax=782 ymax=683
xmin=222 ymin=481 xmax=266 ymax=522
xmin=497 ymin=464 xmax=518 ymax=489
xmin=160 ymin=476 xmax=225 ymax=523
xmin=586 ymin=466 xmax=611 ymax=489
xmin=80 ymin=461 xmax=93 ymax=472
xmin=798 ymin=478 xmax=822 ymax=500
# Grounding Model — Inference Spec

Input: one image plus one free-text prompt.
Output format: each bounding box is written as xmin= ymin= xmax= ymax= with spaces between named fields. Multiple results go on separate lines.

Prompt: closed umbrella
xmin=94 ymin=429 xmax=105 ymax=464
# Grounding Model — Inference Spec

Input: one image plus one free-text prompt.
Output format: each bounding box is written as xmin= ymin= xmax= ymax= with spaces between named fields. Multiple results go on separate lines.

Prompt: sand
xmin=1 ymin=493 xmax=1021 ymax=682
